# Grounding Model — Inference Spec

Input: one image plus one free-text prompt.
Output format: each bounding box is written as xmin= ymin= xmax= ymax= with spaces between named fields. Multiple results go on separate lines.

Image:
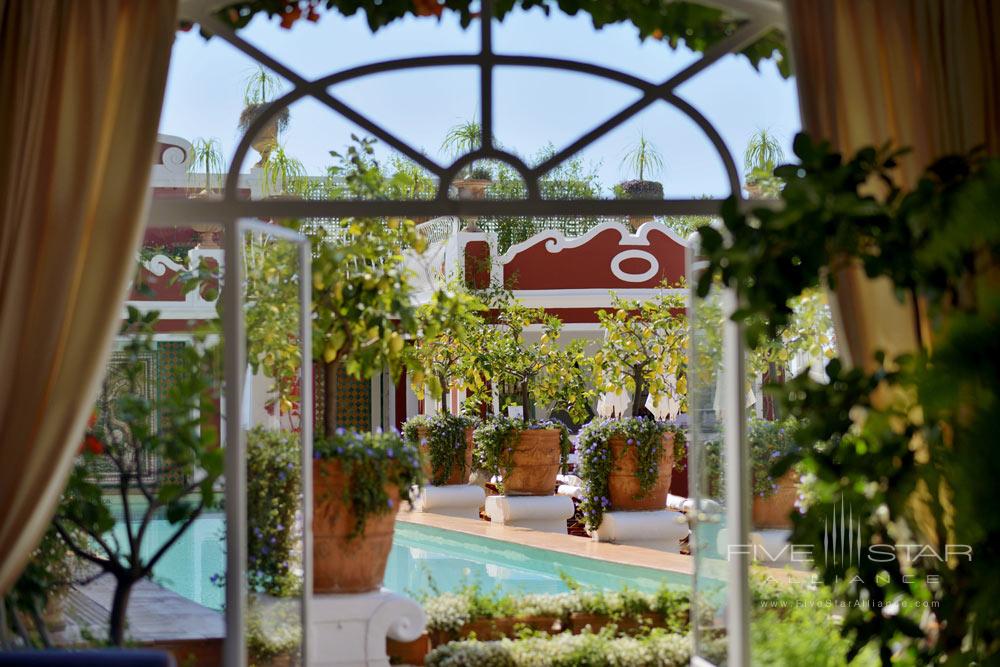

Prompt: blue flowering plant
xmin=576 ymin=418 xmax=684 ymax=529
xmin=314 ymin=428 xmax=424 ymax=537
xmin=703 ymin=416 xmax=800 ymax=499
xmin=402 ymin=413 xmax=478 ymax=485
xmin=246 ymin=427 xmax=302 ymax=597
xmin=472 ymin=418 xmax=571 ymax=493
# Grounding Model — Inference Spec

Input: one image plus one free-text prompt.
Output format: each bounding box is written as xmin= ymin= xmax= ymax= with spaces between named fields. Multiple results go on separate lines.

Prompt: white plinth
xmin=410 ymin=484 xmax=486 ymax=520
xmin=484 ymin=495 xmax=574 ymax=533
xmin=589 ymin=509 xmax=689 ymax=552
xmin=309 ymin=588 xmax=426 ymax=667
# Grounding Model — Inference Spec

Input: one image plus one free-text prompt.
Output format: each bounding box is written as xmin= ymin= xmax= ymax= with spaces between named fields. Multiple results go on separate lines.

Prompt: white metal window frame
xmin=154 ymin=1 xmax=789 ymax=664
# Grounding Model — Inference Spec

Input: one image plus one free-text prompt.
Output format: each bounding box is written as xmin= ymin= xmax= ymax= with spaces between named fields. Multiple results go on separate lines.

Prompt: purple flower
xmin=387 ymin=498 xmax=394 ymax=509
xmin=313 ymin=451 xmax=321 ymax=460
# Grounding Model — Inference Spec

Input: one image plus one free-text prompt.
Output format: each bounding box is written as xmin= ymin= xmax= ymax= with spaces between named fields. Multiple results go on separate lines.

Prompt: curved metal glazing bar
xmin=191 ymin=2 xmax=773 ymax=210
xmin=167 ymin=5 xmax=786 ymax=667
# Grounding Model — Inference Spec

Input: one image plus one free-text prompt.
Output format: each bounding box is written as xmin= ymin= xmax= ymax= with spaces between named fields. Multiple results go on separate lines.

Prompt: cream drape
xmin=785 ymin=0 xmax=1000 ymax=367
xmin=0 ymin=1 xmax=177 ymax=595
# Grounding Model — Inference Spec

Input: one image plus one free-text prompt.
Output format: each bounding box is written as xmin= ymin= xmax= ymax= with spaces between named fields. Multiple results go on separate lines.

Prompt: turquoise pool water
xmin=112 ymin=505 xmax=685 ymax=610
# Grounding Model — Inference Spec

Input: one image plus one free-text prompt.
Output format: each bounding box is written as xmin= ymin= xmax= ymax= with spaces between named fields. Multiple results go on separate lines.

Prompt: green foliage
xmin=261 ymin=143 xmax=307 ymax=195
xmin=620 ymin=133 xmax=663 ymax=182
xmin=593 ymin=290 xmax=687 ymax=418
xmin=695 ymin=133 xmax=917 ymax=347
xmin=239 ymin=67 xmax=290 ymax=133
xmin=188 ymin=137 xmax=224 ymax=193
xmin=424 ymin=626 xmax=692 ymax=667
xmin=697 ymin=134 xmax=1000 ymax=664
xmin=702 ymin=416 xmax=801 ymax=500
xmin=246 ymin=598 xmax=301 ymax=666
xmin=421 ymin=580 xmax=691 ymax=634
xmin=576 ymin=418 xmax=683 ymax=529
xmin=52 ymin=308 xmax=223 ymax=645
xmin=408 ymin=284 xmax=488 ymax=412
xmin=472 ymin=296 xmax=592 ymax=421
xmin=472 ymin=418 xmax=570 ymax=493
xmin=386 ymin=155 xmax=437 ymax=200
xmin=243 ymin=65 xmax=282 ymax=106
xmin=481 ymin=146 xmax=603 ymax=253
xmin=246 ymin=427 xmax=302 ymax=597
xmin=403 ymin=413 xmax=477 ymax=485
xmin=213 ymin=1 xmax=790 ymax=78
xmin=314 ymin=429 xmax=423 ymax=537
xmin=743 ymin=126 xmax=784 ymax=174
xmin=750 ymin=583 xmax=880 ymax=667
xmin=442 ymin=120 xmax=482 ymax=173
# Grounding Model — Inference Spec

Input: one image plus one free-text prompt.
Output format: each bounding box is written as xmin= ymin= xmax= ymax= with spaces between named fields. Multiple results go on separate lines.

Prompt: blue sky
xmin=161 ymin=8 xmax=800 ymax=198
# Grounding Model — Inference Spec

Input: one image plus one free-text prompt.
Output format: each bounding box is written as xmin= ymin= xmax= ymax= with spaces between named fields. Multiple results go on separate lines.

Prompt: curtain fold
xmin=0 ymin=1 xmax=177 ymax=595
xmin=785 ymin=0 xmax=1000 ymax=368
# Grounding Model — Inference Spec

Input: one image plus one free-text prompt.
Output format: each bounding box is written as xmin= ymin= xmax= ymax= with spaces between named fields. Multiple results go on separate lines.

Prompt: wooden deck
xmin=61 ymin=576 xmax=224 ymax=666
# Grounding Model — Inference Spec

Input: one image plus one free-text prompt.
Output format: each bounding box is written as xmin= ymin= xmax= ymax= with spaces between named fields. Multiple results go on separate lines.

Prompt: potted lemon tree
xmin=403 ymin=288 xmax=487 ymax=486
xmin=470 ymin=298 xmax=591 ymax=496
xmin=579 ymin=291 xmax=687 ymax=530
xmin=243 ymin=141 xmax=474 ymax=594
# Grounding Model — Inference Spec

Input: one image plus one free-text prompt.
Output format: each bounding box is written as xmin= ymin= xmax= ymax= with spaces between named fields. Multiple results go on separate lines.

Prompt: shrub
xmin=425 ymin=628 xmax=692 ymax=667
xmin=703 ymin=416 xmax=801 ymax=499
xmin=247 ymin=427 xmax=302 ymax=597
xmin=422 ymin=583 xmax=691 ymax=635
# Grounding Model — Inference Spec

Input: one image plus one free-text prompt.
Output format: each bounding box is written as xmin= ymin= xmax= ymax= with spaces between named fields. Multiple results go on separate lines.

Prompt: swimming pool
xmin=112 ymin=505 xmax=684 ymax=610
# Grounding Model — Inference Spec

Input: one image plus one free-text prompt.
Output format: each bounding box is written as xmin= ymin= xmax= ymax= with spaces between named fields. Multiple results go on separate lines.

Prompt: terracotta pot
xmin=503 ymin=428 xmax=562 ymax=496
xmin=387 ymin=634 xmax=430 ymax=665
xmin=752 ymin=470 xmax=799 ymax=529
xmin=250 ymin=118 xmax=278 ymax=166
xmin=312 ymin=460 xmax=400 ymax=594
xmin=418 ymin=426 xmax=474 ymax=485
xmin=569 ymin=612 xmax=665 ymax=635
xmin=607 ymin=433 xmax=675 ymax=511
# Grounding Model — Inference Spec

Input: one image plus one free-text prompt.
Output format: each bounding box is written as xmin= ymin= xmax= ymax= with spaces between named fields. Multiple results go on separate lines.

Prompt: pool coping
xmin=397 ymin=511 xmax=695 ymax=576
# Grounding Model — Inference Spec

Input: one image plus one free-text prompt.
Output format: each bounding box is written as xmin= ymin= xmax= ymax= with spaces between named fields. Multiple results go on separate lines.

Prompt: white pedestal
xmin=589 ymin=510 xmax=689 ymax=552
xmin=484 ymin=495 xmax=574 ymax=533
xmin=308 ymin=588 xmax=426 ymax=667
xmin=410 ymin=484 xmax=486 ymax=520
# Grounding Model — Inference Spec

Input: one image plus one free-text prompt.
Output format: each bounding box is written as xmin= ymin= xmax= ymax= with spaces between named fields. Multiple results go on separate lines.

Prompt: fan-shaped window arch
xmin=159 ymin=3 xmax=788 ymax=666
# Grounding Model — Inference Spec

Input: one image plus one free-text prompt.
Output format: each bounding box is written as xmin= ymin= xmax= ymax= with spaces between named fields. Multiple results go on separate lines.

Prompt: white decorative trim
xmin=511 ymin=288 xmax=686 ymax=309
xmin=497 ymin=220 xmax=688 ymax=266
xmin=144 ymin=254 xmax=187 ymax=276
xmin=157 ymin=134 xmax=192 ymax=175
xmin=308 ymin=589 xmax=426 ymax=667
xmin=610 ymin=249 xmax=660 ymax=283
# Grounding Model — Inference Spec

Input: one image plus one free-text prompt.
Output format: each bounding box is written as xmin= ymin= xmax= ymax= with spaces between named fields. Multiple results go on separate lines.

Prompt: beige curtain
xmin=785 ymin=0 xmax=1000 ymax=368
xmin=0 ymin=1 xmax=177 ymax=595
